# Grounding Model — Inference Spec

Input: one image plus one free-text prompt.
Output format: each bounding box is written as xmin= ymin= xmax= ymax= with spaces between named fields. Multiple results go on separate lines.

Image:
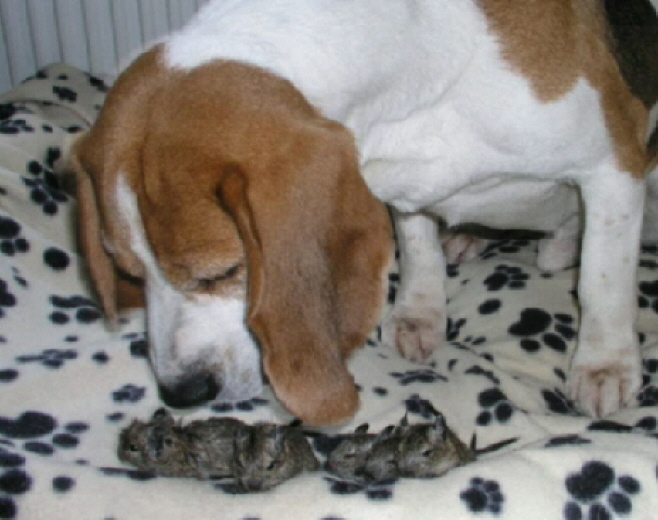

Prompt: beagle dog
xmin=71 ymin=0 xmax=657 ymax=425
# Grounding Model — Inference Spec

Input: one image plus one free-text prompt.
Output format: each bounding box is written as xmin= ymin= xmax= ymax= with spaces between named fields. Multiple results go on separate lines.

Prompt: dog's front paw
xmin=382 ymin=304 xmax=446 ymax=362
xmin=568 ymin=346 xmax=642 ymax=417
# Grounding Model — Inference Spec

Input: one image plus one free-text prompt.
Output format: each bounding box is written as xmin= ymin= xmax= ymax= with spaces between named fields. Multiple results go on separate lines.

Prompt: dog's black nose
xmin=158 ymin=373 xmax=220 ymax=409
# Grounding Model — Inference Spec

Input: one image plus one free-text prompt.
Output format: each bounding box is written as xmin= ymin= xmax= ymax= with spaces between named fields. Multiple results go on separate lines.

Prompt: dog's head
xmin=71 ymin=47 xmax=391 ymax=425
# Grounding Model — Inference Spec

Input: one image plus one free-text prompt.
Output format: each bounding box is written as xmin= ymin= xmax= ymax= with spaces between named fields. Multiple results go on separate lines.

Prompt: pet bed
xmin=1 ymin=64 xmax=658 ymax=520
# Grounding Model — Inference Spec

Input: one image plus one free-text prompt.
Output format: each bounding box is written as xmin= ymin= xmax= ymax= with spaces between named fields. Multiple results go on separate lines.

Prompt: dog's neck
xmin=162 ymin=0 xmax=483 ymax=144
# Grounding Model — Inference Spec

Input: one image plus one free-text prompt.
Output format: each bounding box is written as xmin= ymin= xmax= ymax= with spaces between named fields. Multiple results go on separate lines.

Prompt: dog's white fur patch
xmin=115 ymin=175 xmax=263 ymax=401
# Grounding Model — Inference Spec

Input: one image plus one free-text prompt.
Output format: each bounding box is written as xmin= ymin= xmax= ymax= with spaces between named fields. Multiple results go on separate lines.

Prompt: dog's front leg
xmin=568 ymin=174 xmax=645 ymax=417
xmin=383 ymin=211 xmax=447 ymax=362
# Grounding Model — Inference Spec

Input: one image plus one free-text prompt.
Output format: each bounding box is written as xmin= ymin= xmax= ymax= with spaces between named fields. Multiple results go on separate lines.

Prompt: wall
xmin=0 ymin=0 xmax=206 ymax=92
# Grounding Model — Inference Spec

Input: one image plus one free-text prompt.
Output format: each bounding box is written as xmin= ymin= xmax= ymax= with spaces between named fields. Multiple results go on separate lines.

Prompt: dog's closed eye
xmin=195 ymin=263 xmax=243 ymax=291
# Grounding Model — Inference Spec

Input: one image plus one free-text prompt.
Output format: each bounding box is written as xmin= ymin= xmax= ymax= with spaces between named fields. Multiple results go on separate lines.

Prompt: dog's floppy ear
xmin=72 ymin=133 xmax=145 ymax=321
xmin=218 ymin=123 xmax=391 ymax=426
xmin=70 ymin=48 xmax=167 ymax=320
xmin=72 ymin=133 xmax=121 ymax=322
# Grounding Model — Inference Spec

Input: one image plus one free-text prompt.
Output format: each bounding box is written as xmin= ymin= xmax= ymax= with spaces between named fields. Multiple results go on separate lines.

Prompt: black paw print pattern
xmin=0 ymin=216 xmax=29 ymax=256
xmin=638 ymin=280 xmax=658 ymax=312
xmin=641 ymin=358 xmax=658 ymax=388
xmin=544 ymin=435 xmax=592 ymax=448
xmin=634 ymin=416 xmax=658 ymax=432
xmin=44 ymin=147 xmax=61 ymax=169
xmin=476 ymin=388 xmax=514 ymax=426
xmin=52 ymin=86 xmax=77 ymax=102
xmin=86 ymin=73 xmax=109 ymax=93
xmin=563 ymin=461 xmax=641 ymax=520
xmin=389 ymin=369 xmax=447 ymax=385
xmin=48 ymin=294 xmax=102 ymax=325
xmin=465 ymin=365 xmax=500 ymax=385
xmin=483 ymin=264 xmax=529 ymax=291
xmin=123 ymin=333 xmax=148 ymax=359
xmin=111 ymin=384 xmax=146 ymax=404
xmin=447 ymin=317 xmax=467 ymax=341
xmin=480 ymin=239 xmax=533 ymax=260
xmin=386 ymin=272 xmax=399 ymax=304
xmin=324 ymin=476 xmax=395 ymax=501
xmin=16 ymin=349 xmax=77 ymax=369
xmin=0 ymin=410 xmax=89 ymax=456
xmin=0 ymin=118 xmax=35 ymax=134
xmin=542 ymin=388 xmax=578 ymax=415
xmin=0 ymin=103 xmax=35 ymax=134
xmin=210 ymin=397 xmax=270 ymax=413
xmin=508 ymin=308 xmax=576 ymax=354
xmin=446 ymin=263 xmax=460 ymax=278
xmin=460 ymin=477 xmax=505 ymax=515
xmin=404 ymin=394 xmax=442 ymax=420
xmin=0 ymin=446 xmax=30 ymax=518
xmin=0 ymin=279 xmax=17 ymax=319
xmin=639 ymin=246 xmax=658 ymax=269
xmin=636 ymin=385 xmax=658 ymax=407
xmin=22 ymin=160 xmax=68 ymax=215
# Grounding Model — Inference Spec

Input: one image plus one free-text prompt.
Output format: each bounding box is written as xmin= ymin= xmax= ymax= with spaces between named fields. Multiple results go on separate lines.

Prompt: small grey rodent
xmin=118 ymin=409 xmax=319 ymax=491
xmin=324 ymin=423 xmax=375 ymax=481
xmin=231 ymin=422 xmax=320 ymax=492
xmin=364 ymin=413 xmax=475 ymax=481
xmin=118 ymin=408 xmax=242 ymax=478
xmin=326 ymin=411 xmax=515 ymax=483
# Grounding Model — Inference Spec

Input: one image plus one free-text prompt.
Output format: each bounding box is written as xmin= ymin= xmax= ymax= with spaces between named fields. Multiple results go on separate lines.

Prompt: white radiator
xmin=0 ymin=0 xmax=207 ymax=93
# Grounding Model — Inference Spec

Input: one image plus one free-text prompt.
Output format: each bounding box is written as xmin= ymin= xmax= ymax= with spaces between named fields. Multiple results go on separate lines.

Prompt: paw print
xmin=447 ymin=317 xmax=467 ymax=341
xmin=86 ymin=73 xmax=109 ymax=92
xmin=0 ymin=118 xmax=34 ymax=134
xmin=636 ymin=385 xmax=658 ymax=407
xmin=483 ymin=264 xmax=529 ymax=291
xmin=461 ymin=334 xmax=488 ymax=347
xmin=389 ymin=369 xmax=447 ymax=385
xmin=124 ymin=334 xmax=148 ymax=359
xmin=48 ymin=295 xmax=102 ymax=325
xmin=210 ymin=397 xmax=269 ymax=413
xmin=0 ymin=446 xmax=29 ymax=518
xmin=324 ymin=476 xmax=396 ymax=501
xmin=112 ymin=384 xmax=146 ymax=403
xmin=542 ymin=388 xmax=578 ymax=415
xmin=544 ymin=434 xmax=592 ymax=448
xmin=22 ymin=160 xmax=68 ymax=215
xmin=446 ymin=263 xmax=460 ymax=278
xmin=634 ymin=416 xmax=657 ymax=432
xmin=0 ymin=410 xmax=89 ymax=455
xmin=0 ymin=117 xmax=34 ymax=134
xmin=465 ymin=365 xmax=500 ymax=385
xmin=386 ymin=272 xmax=399 ymax=304
xmin=0 ymin=279 xmax=17 ymax=318
xmin=564 ymin=461 xmax=640 ymax=520
xmin=0 ymin=103 xmax=17 ymax=119
xmin=476 ymin=388 xmax=514 ymax=426
xmin=638 ymin=280 xmax=658 ymax=312
xmin=508 ymin=308 xmax=576 ymax=354
xmin=639 ymin=246 xmax=658 ymax=269
xmin=403 ymin=394 xmax=441 ymax=419
xmin=460 ymin=477 xmax=505 ymax=515
xmin=480 ymin=239 xmax=532 ymax=260
xmin=52 ymin=86 xmax=77 ymax=102
xmin=45 ymin=147 xmax=61 ymax=169
xmin=16 ymin=349 xmax=77 ymax=369
xmin=641 ymin=358 xmax=658 ymax=387
xmin=0 ymin=216 xmax=29 ymax=256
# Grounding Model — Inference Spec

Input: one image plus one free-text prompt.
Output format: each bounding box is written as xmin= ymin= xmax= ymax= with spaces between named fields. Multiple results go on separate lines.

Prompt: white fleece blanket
xmin=1 ymin=64 xmax=657 ymax=520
